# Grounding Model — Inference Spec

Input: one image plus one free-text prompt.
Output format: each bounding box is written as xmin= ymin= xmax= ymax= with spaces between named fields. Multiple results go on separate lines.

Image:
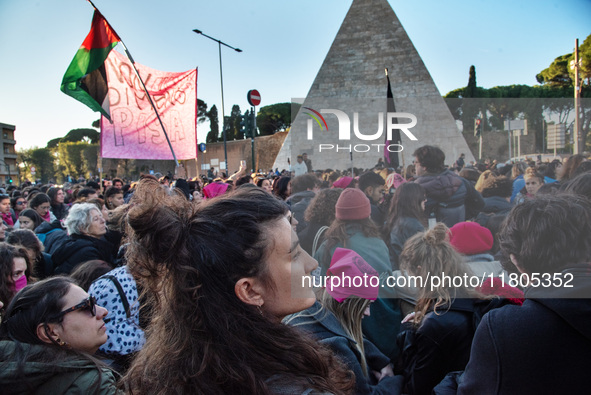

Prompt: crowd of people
xmin=0 ymin=145 xmax=590 ymax=394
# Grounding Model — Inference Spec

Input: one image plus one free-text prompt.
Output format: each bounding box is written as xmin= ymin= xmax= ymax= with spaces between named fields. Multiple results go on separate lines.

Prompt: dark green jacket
xmin=0 ymin=341 xmax=119 ymax=394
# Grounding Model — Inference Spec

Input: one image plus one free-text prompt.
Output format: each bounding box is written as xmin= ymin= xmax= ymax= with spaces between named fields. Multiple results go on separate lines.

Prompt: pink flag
xmin=100 ymin=51 xmax=197 ymax=160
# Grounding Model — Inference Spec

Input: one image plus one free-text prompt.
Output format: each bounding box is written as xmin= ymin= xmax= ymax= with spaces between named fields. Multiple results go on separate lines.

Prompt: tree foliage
xmin=56 ymin=142 xmax=98 ymax=180
xmin=445 ymin=35 xmax=591 ymax=153
xmin=18 ymin=147 xmax=55 ymax=183
xmin=206 ymin=105 xmax=219 ymax=143
xmin=46 ymin=128 xmax=100 ymax=148
xmin=256 ymin=102 xmax=300 ymax=136
xmin=225 ymin=105 xmax=243 ymax=141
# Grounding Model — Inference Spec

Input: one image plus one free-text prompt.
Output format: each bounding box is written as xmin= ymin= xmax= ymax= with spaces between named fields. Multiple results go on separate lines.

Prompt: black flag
xmin=385 ymin=68 xmax=401 ymax=169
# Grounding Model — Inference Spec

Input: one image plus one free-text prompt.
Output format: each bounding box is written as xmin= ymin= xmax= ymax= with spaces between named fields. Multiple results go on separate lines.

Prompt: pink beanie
xmin=326 ymin=248 xmax=379 ymax=303
xmin=449 ymin=222 xmax=493 ymax=255
xmin=203 ymin=182 xmax=229 ymax=199
xmin=335 ymin=188 xmax=371 ymax=220
xmin=332 ymin=176 xmax=354 ymax=189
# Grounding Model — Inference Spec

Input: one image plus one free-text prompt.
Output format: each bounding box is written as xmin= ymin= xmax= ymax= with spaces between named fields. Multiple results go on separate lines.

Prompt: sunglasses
xmin=52 ymin=296 xmax=97 ymax=320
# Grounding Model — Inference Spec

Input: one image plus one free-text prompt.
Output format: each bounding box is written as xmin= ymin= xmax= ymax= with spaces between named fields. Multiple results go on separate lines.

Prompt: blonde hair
xmin=320 ymin=291 xmax=371 ymax=377
xmin=399 ymin=223 xmax=485 ymax=323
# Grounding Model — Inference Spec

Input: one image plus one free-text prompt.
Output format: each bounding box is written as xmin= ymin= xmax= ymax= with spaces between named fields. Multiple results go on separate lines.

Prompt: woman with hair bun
xmin=122 ymin=179 xmax=354 ymax=394
xmin=396 ymin=223 xmax=508 ymax=395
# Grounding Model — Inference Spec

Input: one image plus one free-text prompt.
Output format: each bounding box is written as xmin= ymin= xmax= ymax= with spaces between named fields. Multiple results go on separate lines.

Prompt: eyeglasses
xmin=52 ymin=296 xmax=97 ymax=320
xmin=16 ymin=201 xmax=25 ymax=205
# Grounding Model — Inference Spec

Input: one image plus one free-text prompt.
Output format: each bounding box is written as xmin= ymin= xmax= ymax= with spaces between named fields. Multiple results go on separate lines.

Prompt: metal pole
xmin=574 ymin=38 xmax=581 ymax=154
xmin=507 ymin=116 xmax=512 ymax=162
xmin=192 ymin=29 xmax=242 ymax=174
xmin=251 ymin=106 xmax=256 ymax=172
xmin=478 ymin=111 xmax=483 ymax=160
xmin=218 ymin=42 xmax=228 ymax=173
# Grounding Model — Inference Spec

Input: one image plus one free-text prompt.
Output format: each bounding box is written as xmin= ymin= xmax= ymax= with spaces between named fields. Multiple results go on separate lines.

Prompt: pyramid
xmin=273 ymin=0 xmax=474 ymax=172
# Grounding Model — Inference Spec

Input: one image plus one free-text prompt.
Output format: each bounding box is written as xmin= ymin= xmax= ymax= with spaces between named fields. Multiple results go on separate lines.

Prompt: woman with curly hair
xmin=396 ymin=224 xmax=507 ymax=395
xmin=297 ymin=188 xmax=343 ymax=256
xmin=122 ymin=180 xmax=354 ymax=394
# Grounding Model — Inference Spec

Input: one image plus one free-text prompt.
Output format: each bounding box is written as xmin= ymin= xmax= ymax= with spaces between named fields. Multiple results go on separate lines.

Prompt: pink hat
xmin=335 ymin=188 xmax=371 ymax=220
xmin=449 ymin=222 xmax=493 ymax=255
xmin=203 ymin=182 xmax=229 ymax=199
xmin=326 ymin=248 xmax=379 ymax=303
xmin=332 ymin=176 xmax=354 ymax=189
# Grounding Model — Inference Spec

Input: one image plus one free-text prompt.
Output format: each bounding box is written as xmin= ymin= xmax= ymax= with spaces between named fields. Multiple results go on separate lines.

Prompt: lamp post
xmin=193 ymin=29 xmax=242 ymax=174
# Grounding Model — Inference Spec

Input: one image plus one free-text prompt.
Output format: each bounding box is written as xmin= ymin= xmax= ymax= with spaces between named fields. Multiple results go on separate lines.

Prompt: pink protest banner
xmin=100 ymin=50 xmax=197 ymax=160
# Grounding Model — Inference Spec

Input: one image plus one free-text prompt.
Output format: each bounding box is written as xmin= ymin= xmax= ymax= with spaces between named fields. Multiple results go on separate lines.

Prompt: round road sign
xmin=247 ymin=89 xmax=261 ymax=106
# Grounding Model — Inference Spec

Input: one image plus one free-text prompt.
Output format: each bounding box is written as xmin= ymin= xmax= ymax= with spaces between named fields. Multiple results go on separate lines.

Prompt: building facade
xmin=0 ymin=123 xmax=17 ymax=184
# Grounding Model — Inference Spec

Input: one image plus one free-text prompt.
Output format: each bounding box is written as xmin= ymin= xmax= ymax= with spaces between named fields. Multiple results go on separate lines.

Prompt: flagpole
xmin=85 ymin=0 xmax=180 ymax=167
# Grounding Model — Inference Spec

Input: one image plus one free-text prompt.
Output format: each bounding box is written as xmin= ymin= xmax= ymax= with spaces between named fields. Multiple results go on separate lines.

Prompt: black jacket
xmin=397 ymin=297 xmax=510 ymax=395
xmin=288 ymin=302 xmax=403 ymax=395
xmin=453 ymin=264 xmax=591 ymax=395
xmin=415 ymin=170 xmax=484 ymax=227
xmin=51 ymin=233 xmax=115 ymax=275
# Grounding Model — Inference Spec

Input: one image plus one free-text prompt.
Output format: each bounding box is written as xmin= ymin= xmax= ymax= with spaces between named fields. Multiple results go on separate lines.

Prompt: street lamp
xmin=193 ymin=29 xmax=242 ymax=174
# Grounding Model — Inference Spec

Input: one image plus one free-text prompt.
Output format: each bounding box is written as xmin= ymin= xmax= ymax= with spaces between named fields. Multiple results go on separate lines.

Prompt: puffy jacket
xmin=51 ymin=234 xmax=115 ymax=275
xmin=397 ymin=297 xmax=511 ymax=395
xmin=0 ymin=341 xmax=119 ymax=394
xmin=35 ymin=220 xmax=68 ymax=255
xmin=415 ymin=170 xmax=484 ymax=227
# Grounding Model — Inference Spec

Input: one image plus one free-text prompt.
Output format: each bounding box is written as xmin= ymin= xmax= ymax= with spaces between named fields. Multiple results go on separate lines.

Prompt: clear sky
xmin=0 ymin=0 xmax=589 ymax=150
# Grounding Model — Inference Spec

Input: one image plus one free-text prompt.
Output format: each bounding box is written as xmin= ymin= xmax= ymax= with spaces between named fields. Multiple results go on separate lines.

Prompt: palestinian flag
xmin=60 ymin=11 xmax=120 ymax=121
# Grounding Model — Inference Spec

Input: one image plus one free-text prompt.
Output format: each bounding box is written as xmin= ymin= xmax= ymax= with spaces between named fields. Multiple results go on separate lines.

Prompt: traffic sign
xmin=247 ymin=89 xmax=261 ymax=106
xmin=31 ymin=166 xmax=36 ymax=175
